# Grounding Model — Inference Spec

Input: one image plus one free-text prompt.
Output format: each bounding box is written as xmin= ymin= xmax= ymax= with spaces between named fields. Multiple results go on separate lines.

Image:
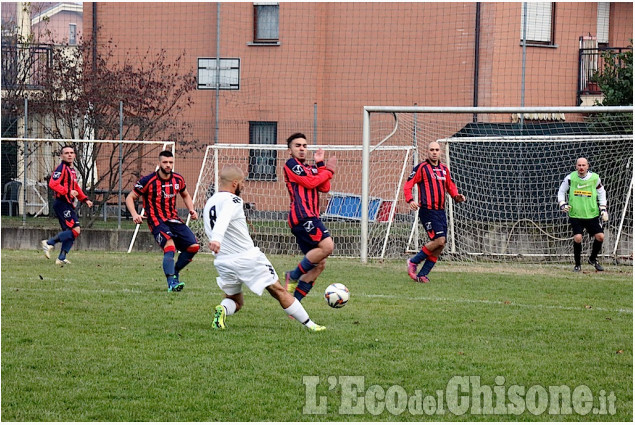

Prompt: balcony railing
xmin=1 ymin=42 xmax=52 ymax=90
xmin=578 ymin=46 xmax=631 ymax=105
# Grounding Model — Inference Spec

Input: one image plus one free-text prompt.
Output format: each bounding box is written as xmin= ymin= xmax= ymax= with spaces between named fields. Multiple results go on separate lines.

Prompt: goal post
xmin=362 ymin=105 xmax=633 ymax=263
xmin=189 ymin=143 xmax=413 ymax=259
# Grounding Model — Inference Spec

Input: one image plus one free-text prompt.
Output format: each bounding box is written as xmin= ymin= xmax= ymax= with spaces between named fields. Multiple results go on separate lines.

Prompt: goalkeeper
xmin=557 ymin=157 xmax=608 ymax=272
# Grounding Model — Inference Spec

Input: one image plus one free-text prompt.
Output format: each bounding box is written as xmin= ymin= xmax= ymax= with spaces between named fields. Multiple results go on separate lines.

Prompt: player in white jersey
xmin=203 ymin=165 xmax=326 ymax=331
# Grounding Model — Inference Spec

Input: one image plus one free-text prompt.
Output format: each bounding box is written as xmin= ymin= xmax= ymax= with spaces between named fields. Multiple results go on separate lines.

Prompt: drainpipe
xmin=472 ymin=3 xmax=481 ymax=123
xmin=92 ymin=3 xmax=97 ymax=73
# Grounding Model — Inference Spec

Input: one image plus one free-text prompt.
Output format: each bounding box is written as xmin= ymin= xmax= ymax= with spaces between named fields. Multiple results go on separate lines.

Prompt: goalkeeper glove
xmin=559 ymin=202 xmax=571 ymax=213
xmin=600 ymin=207 xmax=609 ymax=222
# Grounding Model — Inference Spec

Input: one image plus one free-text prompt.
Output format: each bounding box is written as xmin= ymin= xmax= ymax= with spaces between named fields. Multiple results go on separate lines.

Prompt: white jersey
xmin=203 ymin=191 xmax=254 ymax=256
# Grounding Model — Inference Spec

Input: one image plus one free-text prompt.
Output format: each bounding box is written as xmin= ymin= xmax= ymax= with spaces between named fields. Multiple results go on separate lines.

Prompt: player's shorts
xmin=291 ymin=217 xmax=331 ymax=254
xmin=418 ymin=208 xmax=447 ymax=241
xmin=151 ymin=220 xmax=198 ymax=251
xmin=53 ymin=199 xmax=80 ymax=230
xmin=570 ymin=216 xmax=603 ymax=237
xmin=214 ymin=247 xmax=279 ymax=296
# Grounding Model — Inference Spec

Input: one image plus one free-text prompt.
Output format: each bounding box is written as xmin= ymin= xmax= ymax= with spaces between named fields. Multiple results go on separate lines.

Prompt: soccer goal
xmin=362 ymin=106 xmax=633 ymax=263
xmin=188 ymin=143 xmax=413 ymax=259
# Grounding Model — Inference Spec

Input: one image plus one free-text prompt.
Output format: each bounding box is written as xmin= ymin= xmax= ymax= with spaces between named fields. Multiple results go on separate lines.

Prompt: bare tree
xmin=3 ymin=19 xmax=198 ymax=226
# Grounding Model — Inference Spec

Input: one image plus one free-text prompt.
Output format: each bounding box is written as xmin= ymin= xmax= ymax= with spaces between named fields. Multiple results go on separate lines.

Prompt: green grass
xmin=1 ymin=250 xmax=632 ymax=421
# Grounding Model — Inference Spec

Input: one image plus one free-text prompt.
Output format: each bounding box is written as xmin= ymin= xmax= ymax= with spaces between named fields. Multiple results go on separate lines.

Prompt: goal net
xmin=363 ymin=106 xmax=633 ymax=263
xmin=189 ymin=144 xmax=413 ymax=259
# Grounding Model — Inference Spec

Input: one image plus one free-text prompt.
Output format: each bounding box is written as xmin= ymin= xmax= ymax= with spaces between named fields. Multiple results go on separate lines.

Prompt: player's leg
xmin=151 ymin=224 xmax=182 ymax=291
xmin=587 ymin=219 xmax=605 ymax=271
xmin=266 ymin=282 xmax=325 ymax=331
xmin=172 ymin=222 xmax=200 ymax=284
xmin=55 ymin=206 xmax=80 ymax=266
xmin=570 ymin=218 xmax=584 ymax=272
xmin=415 ymin=210 xmax=447 ymax=282
xmin=213 ymin=293 xmax=243 ymax=330
xmin=416 ymin=237 xmax=445 ymax=282
xmin=287 ymin=219 xmax=332 ymax=281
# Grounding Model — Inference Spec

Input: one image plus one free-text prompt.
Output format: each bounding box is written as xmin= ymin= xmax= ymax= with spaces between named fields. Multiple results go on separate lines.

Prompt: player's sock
xmin=283 ymin=299 xmax=312 ymax=325
xmin=589 ymin=239 xmax=603 ymax=262
xmin=58 ymin=229 xmax=76 ymax=260
xmin=417 ymin=255 xmax=438 ymax=277
xmin=294 ymin=280 xmax=314 ymax=302
xmin=573 ymin=241 xmax=582 ymax=266
xmin=289 ymin=257 xmax=316 ymax=281
xmin=220 ymin=298 xmax=237 ymax=316
xmin=175 ymin=251 xmax=196 ymax=275
xmin=163 ymin=246 xmax=176 ymax=277
xmin=411 ymin=246 xmax=432 ymax=264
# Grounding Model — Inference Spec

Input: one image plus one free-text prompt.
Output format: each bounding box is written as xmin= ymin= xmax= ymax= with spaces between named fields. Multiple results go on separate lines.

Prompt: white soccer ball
xmin=324 ymin=283 xmax=349 ymax=308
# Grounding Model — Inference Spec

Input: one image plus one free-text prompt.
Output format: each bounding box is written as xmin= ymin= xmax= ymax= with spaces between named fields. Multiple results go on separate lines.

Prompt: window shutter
xmin=597 ymin=3 xmax=610 ymax=44
xmin=520 ymin=2 xmax=553 ymax=43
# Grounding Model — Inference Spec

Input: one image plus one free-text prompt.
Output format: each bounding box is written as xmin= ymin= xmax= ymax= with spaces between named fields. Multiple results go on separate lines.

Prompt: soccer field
xmin=1 ymin=249 xmax=632 ymax=421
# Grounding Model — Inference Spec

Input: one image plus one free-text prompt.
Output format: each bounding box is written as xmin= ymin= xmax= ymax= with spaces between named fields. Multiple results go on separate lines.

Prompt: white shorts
xmin=214 ymin=247 xmax=279 ymax=296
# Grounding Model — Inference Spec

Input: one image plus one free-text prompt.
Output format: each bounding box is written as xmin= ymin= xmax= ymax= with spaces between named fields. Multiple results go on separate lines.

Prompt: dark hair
xmin=60 ymin=145 xmax=75 ymax=154
xmin=159 ymin=150 xmax=174 ymax=158
xmin=286 ymin=132 xmax=307 ymax=147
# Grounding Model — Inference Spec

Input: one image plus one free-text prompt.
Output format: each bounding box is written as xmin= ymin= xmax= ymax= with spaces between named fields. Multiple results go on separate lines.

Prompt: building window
xmin=248 ymin=121 xmax=277 ymax=181
xmin=520 ymin=2 xmax=555 ymax=45
xmin=597 ymin=2 xmax=610 ymax=45
xmin=69 ymin=23 xmax=77 ymax=45
xmin=253 ymin=3 xmax=279 ymax=43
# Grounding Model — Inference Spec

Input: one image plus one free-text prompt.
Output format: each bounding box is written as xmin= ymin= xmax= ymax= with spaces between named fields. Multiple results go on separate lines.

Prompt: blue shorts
xmin=291 ymin=218 xmax=331 ymax=254
xmin=151 ymin=220 xmax=198 ymax=251
xmin=53 ymin=199 xmax=80 ymax=230
xmin=418 ymin=208 xmax=447 ymax=241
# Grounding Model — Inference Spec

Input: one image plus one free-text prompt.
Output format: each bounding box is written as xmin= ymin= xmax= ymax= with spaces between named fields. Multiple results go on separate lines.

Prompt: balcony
xmin=578 ymin=45 xmax=631 ymax=106
xmin=1 ymin=41 xmax=52 ymax=91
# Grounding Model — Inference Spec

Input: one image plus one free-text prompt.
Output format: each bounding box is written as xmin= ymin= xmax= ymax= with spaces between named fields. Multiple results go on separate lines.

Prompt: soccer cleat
xmin=212 ymin=305 xmax=226 ymax=330
xmin=588 ymin=259 xmax=604 ymax=272
xmin=167 ymin=277 xmax=184 ymax=292
xmin=284 ymin=271 xmax=297 ymax=294
xmin=573 ymin=265 xmax=582 ymax=272
xmin=55 ymin=258 xmax=71 ymax=267
xmin=415 ymin=275 xmax=430 ymax=283
xmin=41 ymin=240 xmax=52 ymax=259
xmin=407 ymin=259 xmax=418 ymax=280
xmin=306 ymin=323 xmax=326 ymax=332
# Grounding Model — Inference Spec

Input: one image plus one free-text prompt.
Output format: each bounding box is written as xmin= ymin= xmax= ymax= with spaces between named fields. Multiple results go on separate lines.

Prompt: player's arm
xmin=597 ymin=177 xmax=608 ymax=221
xmin=403 ymin=164 xmax=420 ymax=210
xmin=48 ymin=165 xmax=68 ymax=196
xmin=179 ymin=188 xmax=198 ymax=220
xmin=445 ymin=168 xmax=465 ymax=203
xmin=284 ymin=159 xmax=333 ymax=190
xmin=316 ymin=156 xmax=337 ymax=192
xmin=125 ymin=190 xmax=144 ymax=224
xmin=557 ymin=175 xmax=571 ymax=212
xmin=74 ymin=183 xmax=93 ymax=207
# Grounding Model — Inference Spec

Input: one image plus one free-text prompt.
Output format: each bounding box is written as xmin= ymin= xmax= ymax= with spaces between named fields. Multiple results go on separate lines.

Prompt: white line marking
xmin=358 ymin=293 xmax=633 ymax=314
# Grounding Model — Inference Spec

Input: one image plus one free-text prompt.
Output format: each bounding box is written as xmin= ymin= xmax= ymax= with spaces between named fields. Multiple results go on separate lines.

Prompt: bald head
xmin=576 ymin=157 xmax=589 ymax=177
xmin=219 ymin=165 xmax=245 ymax=194
xmin=427 ymin=141 xmax=441 ymax=164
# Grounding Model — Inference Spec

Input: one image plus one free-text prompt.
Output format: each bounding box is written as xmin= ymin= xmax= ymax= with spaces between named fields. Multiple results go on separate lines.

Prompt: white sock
xmin=221 ymin=298 xmax=237 ymax=316
xmin=283 ymin=299 xmax=314 ymax=326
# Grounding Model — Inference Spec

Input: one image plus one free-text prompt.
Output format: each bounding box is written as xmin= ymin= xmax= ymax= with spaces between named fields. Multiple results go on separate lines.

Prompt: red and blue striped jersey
xmin=49 ymin=162 xmax=88 ymax=205
xmin=283 ymin=158 xmax=333 ymax=227
xmin=403 ymin=160 xmax=458 ymax=210
xmin=133 ymin=171 xmax=186 ymax=228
